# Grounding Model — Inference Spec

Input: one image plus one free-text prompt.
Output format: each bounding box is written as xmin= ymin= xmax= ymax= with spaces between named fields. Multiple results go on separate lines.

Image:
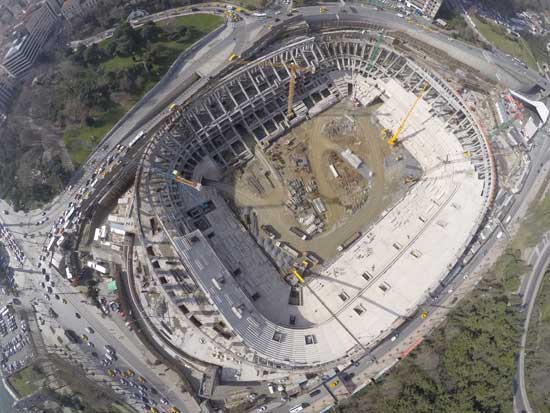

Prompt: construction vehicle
xmin=275 ymin=241 xmax=301 ymax=258
xmin=320 ymin=6 xmax=328 ymax=13
xmin=337 ymin=232 xmax=361 ymax=252
xmin=172 ymin=170 xmax=202 ymax=191
xmin=292 ymin=268 xmax=305 ymax=283
xmin=168 ymin=103 xmax=177 ymax=111
xmin=387 ymin=82 xmax=429 ymax=146
xmin=229 ymin=53 xmax=239 ymax=62
xmin=290 ymin=226 xmax=308 ymax=240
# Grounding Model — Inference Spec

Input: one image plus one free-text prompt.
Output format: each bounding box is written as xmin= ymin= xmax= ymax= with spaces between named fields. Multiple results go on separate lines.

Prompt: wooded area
xmin=0 ymin=13 xmax=221 ymax=210
xmin=335 ymin=249 xmax=527 ymax=413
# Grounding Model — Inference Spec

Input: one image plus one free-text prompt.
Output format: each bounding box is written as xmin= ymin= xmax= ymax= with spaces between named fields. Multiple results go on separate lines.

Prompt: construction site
xmin=129 ymin=19 xmax=501 ymax=378
xmin=216 ymin=98 xmax=420 ymax=267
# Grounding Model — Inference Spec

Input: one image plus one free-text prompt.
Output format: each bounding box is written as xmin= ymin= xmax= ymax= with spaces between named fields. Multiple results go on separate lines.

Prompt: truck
xmin=305 ymin=252 xmax=321 ymax=265
xmin=337 ymin=232 xmax=361 ymax=252
xmin=275 ymin=241 xmax=301 ymax=258
xmin=261 ymin=224 xmax=279 ymax=239
xmin=290 ymin=227 xmax=308 ymax=240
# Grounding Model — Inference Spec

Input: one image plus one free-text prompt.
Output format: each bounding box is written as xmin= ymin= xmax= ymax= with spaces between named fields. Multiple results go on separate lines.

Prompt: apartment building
xmin=0 ymin=73 xmax=16 ymax=115
xmin=407 ymin=0 xmax=443 ymax=20
xmin=0 ymin=0 xmax=61 ymax=78
xmin=61 ymin=0 xmax=102 ymax=20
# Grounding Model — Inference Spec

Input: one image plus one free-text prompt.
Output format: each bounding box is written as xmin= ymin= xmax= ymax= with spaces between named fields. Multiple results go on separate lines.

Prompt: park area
xmin=63 ymin=13 xmax=223 ymax=165
xmin=471 ymin=16 xmax=537 ymax=68
xmin=8 ymin=364 xmax=46 ymax=398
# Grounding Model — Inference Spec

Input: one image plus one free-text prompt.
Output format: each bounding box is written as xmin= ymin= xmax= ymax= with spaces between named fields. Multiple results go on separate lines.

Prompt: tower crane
xmin=387 ymin=82 xmax=429 ymax=146
xmin=230 ymin=58 xmax=312 ymax=118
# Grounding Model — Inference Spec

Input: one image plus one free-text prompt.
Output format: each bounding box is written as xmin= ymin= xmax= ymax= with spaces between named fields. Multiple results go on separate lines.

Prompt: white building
xmin=1 ymin=0 xmax=61 ymax=78
xmin=407 ymin=0 xmax=443 ymax=20
xmin=61 ymin=0 xmax=102 ymax=20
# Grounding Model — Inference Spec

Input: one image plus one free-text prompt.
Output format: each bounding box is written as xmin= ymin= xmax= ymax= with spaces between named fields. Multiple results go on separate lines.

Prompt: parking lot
xmin=0 ymin=307 xmax=34 ymax=376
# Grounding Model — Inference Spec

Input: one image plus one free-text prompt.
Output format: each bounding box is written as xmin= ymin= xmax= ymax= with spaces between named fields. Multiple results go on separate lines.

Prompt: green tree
xmin=112 ymin=22 xmax=143 ymax=56
xmin=141 ymin=21 xmax=161 ymax=42
xmin=83 ymin=43 xmax=106 ymax=65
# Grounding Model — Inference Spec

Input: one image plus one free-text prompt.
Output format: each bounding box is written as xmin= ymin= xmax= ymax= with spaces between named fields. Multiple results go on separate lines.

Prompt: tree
xmin=83 ymin=44 xmax=106 ymax=65
xmin=105 ymin=40 xmax=117 ymax=57
xmin=141 ymin=21 xmax=161 ymax=42
xmin=112 ymin=22 xmax=143 ymax=56
xmin=71 ymin=44 xmax=87 ymax=65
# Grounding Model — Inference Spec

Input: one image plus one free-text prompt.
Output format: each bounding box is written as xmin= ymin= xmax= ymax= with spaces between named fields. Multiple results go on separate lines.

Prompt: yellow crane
xmin=387 ymin=82 xmax=429 ymax=146
xmin=230 ymin=58 xmax=311 ymax=118
xmin=172 ymin=170 xmax=202 ymax=191
xmin=291 ymin=268 xmax=305 ymax=283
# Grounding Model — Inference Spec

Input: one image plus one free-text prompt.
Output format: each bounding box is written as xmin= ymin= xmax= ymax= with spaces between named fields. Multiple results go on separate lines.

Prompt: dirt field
xmin=216 ymin=99 xmax=415 ymax=263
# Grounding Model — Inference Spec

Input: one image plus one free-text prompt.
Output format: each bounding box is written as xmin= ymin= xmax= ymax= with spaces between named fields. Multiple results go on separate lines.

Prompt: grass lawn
xmin=471 ymin=16 xmax=537 ymax=68
xmin=63 ymin=105 xmax=128 ymax=166
xmin=8 ymin=364 xmax=46 ymax=398
xmin=101 ymin=55 xmax=136 ymax=72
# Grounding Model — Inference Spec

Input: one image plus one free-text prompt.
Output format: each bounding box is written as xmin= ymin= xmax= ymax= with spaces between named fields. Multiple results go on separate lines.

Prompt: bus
xmin=47 ymin=237 xmax=56 ymax=252
xmin=65 ymin=207 xmax=76 ymax=221
xmin=129 ymin=131 xmax=145 ymax=148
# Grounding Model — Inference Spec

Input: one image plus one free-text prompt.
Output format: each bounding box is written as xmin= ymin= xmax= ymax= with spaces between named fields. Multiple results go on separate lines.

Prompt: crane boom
xmin=388 ymin=82 xmax=429 ymax=146
xmin=172 ymin=170 xmax=202 ymax=191
xmin=292 ymin=268 xmax=304 ymax=283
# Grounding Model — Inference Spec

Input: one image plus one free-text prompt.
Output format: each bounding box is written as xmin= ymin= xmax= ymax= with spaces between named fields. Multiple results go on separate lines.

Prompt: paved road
xmin=69 ymin=5 xmax=230 ymax=49
xmin=299 ymin=4 xmax=548 ymax=92
xmin=514 ymin=234 xmax=550 ymax=413
xmin=0 ymin=15 xmax=269 ymax=413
